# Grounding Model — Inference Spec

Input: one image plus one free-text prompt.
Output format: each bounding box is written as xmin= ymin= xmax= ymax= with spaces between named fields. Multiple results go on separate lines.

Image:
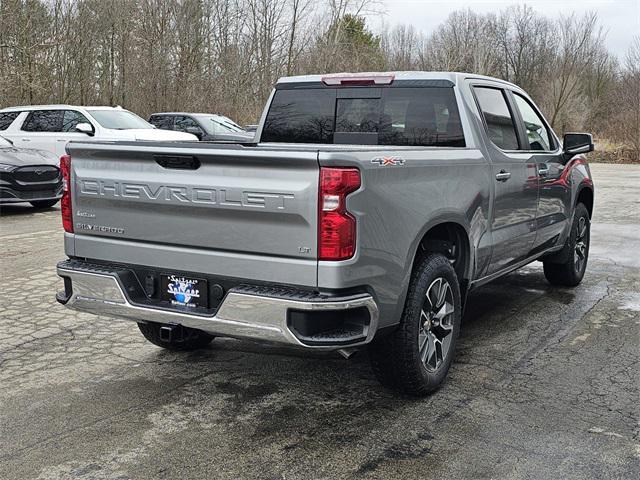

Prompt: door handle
xmin=538 ymin=167 xmax=549 ymax=176
xmin=21 ymin=138 xmax=30 ymax=142
xmin=56 ymin=139 xmax=67 ymax=142
xmin=495 ymin=170 xmax=511 ymax=181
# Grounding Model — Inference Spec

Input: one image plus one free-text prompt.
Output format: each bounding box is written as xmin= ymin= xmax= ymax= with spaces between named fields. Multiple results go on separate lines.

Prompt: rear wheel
xmin=543 ymin=203 xmax=590 ymax=287
xmin=30 ymin=199 xmax=59 ymax=209
xmin=138 ymin=322 xmax=214 ymax=351
xmin=368 ymin=253 xmax=462 ymax=396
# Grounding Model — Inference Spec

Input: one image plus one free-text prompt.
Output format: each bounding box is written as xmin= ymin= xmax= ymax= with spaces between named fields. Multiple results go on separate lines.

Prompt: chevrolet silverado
xmin=56 ymin=72 xmax=594 ymax=395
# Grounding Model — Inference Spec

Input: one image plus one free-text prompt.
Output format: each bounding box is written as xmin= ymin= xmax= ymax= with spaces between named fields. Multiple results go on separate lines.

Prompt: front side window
xmin=62 ymin=110 xmax=91 ymax=132
xmin=0 ymin=112 xmax=20 ymax=130
xmin=21 ymin=110 xmax=63 ymax=132
xmin=513 ymin=93 xmax=552 ymax=151
xmin=149 ymin=115 xmax=174 ymax=130
xmin=473 ymin=87 xmax=519 ymax=150
xmin=88 ymin=110 xmax=152 ymax=130
xmin=262 ymin=86 xmax=465 ymax=146
xmin=175 ymin=116 xmax=203 ymax=135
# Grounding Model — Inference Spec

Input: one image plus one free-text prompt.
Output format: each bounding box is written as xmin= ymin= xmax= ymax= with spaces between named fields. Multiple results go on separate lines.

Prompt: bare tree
xmin=0 ymin=0 xmax=636 ymax=157
xmin=420 ymin=10 xmax=500 ymax=75
xmin=611 ymin=36 xmax=640 ymax=160
xmin=494 ymin=5 xmax=556 ymax=97
xmin=547 ymin=13 xmax=603 ymax=129
xmin=382 ymin=23 xmax=421 ymax=70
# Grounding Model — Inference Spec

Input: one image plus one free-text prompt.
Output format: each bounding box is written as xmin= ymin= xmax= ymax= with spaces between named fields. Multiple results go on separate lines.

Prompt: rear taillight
xmin=59 ymin=154 xmax=73 ymax=233
xmin=318 ymin=167 xmax=361 ymax=261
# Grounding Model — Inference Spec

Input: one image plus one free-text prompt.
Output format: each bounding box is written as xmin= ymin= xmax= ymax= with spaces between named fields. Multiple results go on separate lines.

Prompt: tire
xmin=368 ymin=253 xmax=462 ymax=396
xmin=30 ymin=199 xmax=59 ymax=209
xmin=138 ymin=322 xmax=214 ymax=351
xmin=543 ymin=203 xmax=590 ymax=287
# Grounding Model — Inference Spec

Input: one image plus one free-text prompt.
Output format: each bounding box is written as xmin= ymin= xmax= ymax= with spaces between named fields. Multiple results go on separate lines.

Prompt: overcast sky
xmin=369 ymin=0 xmax=639 ymax=59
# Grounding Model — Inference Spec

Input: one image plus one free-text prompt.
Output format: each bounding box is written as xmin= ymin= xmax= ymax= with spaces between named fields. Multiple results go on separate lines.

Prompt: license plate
xmin=161 ymin=274 xmax=208 ymax=308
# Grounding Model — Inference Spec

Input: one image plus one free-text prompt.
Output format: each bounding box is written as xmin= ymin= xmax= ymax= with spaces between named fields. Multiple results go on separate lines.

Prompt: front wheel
xmin=368 ymin=253 xmax=462 ymax=396
xmin=543 ymin=202 xmax=590 ymax=287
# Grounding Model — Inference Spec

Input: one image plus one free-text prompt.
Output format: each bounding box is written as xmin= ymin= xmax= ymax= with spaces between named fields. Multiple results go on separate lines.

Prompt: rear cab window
xmin=262 ymin=89 xmax=334 ymax=143
xmin=262 ymin=85 xmax=465 ymax=147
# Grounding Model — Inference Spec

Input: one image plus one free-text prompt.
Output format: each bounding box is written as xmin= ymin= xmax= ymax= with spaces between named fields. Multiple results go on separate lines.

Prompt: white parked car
xmin=0 ymin=105 xmax=198 ymax=157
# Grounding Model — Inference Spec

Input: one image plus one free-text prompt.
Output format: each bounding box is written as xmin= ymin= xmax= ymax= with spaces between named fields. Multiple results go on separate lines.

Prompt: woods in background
xmin=1 ymin=0 xmax=638 ymax=160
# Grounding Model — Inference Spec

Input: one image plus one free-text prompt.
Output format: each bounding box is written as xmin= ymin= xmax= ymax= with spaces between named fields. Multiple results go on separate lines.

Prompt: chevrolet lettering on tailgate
xmin=79 ymin=179 xmax=295 ymax=210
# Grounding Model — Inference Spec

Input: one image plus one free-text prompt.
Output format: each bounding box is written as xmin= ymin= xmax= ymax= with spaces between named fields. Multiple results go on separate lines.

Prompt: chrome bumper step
xmin=56 ymin=260 xmax=378 ymax=349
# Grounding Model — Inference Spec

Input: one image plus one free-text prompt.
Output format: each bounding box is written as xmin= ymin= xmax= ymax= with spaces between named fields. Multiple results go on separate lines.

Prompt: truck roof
xmin=276 ymin=71 xmax=519 ymax=89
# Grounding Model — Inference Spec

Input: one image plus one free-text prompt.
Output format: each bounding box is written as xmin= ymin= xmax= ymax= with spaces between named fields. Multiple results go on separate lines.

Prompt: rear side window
xmin=473 ymin=87 xmax=519 ymax=150
xmin=512 ymin=93 xmax=553 ymax=151
xmin=150 ymin=115 xmax=174 ymax=130
xmin=262 ymin=87 xmax=465 ymax=147
xmin=21 ymin=110 xmax=63 ymax=132
xmin=0 ymin=112 xmax=20 ymax=130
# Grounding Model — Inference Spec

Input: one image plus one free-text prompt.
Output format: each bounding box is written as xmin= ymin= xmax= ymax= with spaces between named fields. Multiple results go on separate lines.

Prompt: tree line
xmin=1 ymin=0 xmax=638 ymax=160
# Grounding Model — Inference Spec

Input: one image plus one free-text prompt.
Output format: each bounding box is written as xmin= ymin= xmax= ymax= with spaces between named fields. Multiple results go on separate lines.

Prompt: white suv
xmin=0 ymin=105 xmax=197 ymax=157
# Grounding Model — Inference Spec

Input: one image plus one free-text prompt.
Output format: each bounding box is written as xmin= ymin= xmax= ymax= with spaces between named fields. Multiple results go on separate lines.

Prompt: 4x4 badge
xmin=371 ymin=156 xmax=405 ymax=166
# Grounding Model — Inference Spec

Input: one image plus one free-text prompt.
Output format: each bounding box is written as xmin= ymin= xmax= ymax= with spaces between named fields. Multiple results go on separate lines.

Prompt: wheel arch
xmin=409 ymin=218 xmax=472 ymax=293
xmin=576 ymin=184 xmax=594 ymax=218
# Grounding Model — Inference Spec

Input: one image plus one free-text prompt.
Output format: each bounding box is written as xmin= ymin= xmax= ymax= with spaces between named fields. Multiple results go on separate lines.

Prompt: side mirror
xmin=563 ymin=132 xmax=594 ymax=157
xmin=75 ymin=122 xmax=95 ymax=136
xmin=185 ymin=126 xmax=203 ymax=140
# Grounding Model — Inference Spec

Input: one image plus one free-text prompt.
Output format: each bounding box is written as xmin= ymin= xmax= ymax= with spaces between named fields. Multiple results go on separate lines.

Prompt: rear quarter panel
xmin=318 ymin=148 xmax=491 ymax=328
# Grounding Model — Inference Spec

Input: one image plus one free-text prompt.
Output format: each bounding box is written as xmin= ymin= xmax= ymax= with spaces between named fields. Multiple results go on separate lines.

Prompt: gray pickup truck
xmin=56 ymin=72 xmax=594 ymax=395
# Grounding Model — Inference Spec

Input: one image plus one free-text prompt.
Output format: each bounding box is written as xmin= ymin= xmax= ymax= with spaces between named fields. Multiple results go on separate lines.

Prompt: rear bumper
xmin=56 ymin=260 xmax=379 ymax=349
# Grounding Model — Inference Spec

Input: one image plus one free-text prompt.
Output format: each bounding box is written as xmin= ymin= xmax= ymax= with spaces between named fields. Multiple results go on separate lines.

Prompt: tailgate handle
xmin=154 ymin=154 xmax=200 ymax=170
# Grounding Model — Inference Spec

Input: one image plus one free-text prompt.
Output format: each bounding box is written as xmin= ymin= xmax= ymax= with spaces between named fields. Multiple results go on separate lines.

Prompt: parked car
xmin=55 ymin=72 xmax=595 ymax=396
xmin=0 ymin=105 xmax=197 ymax=157
xmin=0 ymin=135 xmax=62 ymax=208
xmin=149 ymin=112 xmax=254 ymax=142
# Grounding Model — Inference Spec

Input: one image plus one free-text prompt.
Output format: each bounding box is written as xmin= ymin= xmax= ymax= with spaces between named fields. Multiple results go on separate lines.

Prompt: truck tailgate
xmin=67 ymin=142 xmax=319 ymax=277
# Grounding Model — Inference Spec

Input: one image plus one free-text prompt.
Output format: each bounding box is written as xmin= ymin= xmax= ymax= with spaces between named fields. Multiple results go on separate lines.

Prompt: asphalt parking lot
xmin=1 ymin=163 xmax=639 ymax=480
